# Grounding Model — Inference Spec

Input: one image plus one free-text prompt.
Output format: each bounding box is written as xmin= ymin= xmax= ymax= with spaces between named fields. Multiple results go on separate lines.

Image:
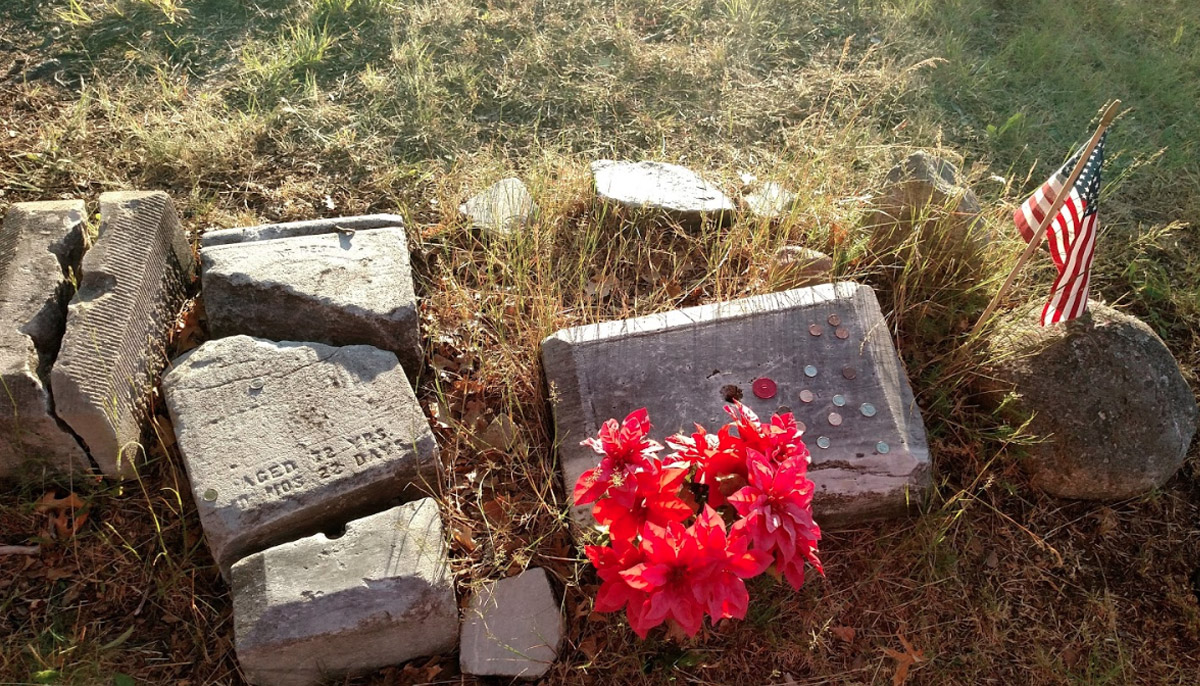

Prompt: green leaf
xmin=113 ymin=674 xmax=136 ymax=686
xmin=31 ymin=670 xmax=60 ymax=684
xmin=101 ymin=625 xmax=136 ymax=650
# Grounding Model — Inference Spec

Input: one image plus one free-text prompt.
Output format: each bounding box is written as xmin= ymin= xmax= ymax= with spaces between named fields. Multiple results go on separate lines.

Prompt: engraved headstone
xmin=161 ymin=335 xmax=439 ymax=576
xmin=201 ymin=220 xmax=421 ymax=376
xmin=460 ymin=567 xmax=564 ymax=679
xmin=542 ymin=282 xmax=931 ymax=528
xmin=232 ymin=499 xmax=458 ymax=686
xmin=591 ymin=160 xmax=735 ymax=224
xmin=51 ymin=191 xmax=195 ymax=478
xmin=0 ymin=201 xmax=90 ymax=478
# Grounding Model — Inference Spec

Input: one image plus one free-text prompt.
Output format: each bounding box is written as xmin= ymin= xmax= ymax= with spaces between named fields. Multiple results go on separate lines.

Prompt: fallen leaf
xmin=585 ymin=274 xmax=619 ymax=302
xmin=883 ymin=633 xmax=925 ymax=686
xmin=831 ymin=625 xmax=856 ymax=643
xmin=35 ymin=492 xmax=84 ymax=513
xmin=451 ymin=522 xmax=477 ymax=552
xmin=475 ymin=414 xmax=520 ymax=451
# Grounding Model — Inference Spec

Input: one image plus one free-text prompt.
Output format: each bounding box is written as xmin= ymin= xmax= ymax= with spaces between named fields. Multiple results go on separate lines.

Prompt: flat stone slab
xmin=0 ymin=201 xmax=90 ymax=478
xmin=542 ymin=282 xmax=930 ymax=528
xmin=460 ymin=567 xmax=563 ymax=679
xmin=460 ymin=178 xmax=537 ymax=236
xmin=162 ymin=335 xmax=439 ymax=577
xmin=201 ymin=225 xmax=421 ymax=375
xmin=232 ymin=499 xmax=458 ymax=686
xmin=200 ymin=213 xmax=406 ymax=248
xmin=591 ymin=160 xmax=735 ymax=223
xmin=743 ymin=181 xmax=797 ymax=219
xmin=51 ymin=191 xmax=195 ymax=478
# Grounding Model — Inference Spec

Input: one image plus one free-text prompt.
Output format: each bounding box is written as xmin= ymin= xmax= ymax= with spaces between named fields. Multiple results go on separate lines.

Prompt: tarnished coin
xmin=799 ymin=389 xmax=815 ymax=403
xmin=842 ymin=366 xmax=856 ymax=380
xmin=827 ymin=313 xmax=841 ymax=327
xmin=835 ymin=327 xmax=850 ymax=339
xmin=809 ymin=323 xmax=823 ymax=336
xmin=828 ymin=412 xmax=843 ymax=427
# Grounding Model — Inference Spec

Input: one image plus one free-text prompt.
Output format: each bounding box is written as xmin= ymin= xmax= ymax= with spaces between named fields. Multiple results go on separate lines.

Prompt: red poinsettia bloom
xmin=618 ymin=507 xmax=771 ymax=638
xmin=585 ymin=537 xmax=647 ymax=613
xmin=666 ymin=423 xmax=747 ymax=506
xmin=593 ymin=465 xmax=694 ymax=544
xmin=574 ymin=408 xmax=664 ymax=506
xmin=727 ymin=452 xmax=823 ymax=590
xmin=724 ymin=402 xmax=809 ymax=465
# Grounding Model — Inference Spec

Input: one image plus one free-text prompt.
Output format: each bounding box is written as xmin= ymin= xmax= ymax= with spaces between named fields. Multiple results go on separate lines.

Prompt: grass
xmin=1 ymin=0 xmax=1199 ymax=684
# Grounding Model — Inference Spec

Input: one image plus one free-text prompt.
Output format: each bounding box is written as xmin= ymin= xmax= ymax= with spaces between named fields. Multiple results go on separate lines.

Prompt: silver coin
xmin=832 ymin=394 xmax=846 ymax=407
xmin=860 ymin=403 xmax=877 ymax=417
xmin=202 ymin=488 xmax=218 ymax=502
xmin=816 ymin=436 xmax=831 ymax=449
xmin=804 ymin=365 xmax=818 ymax=378
xmin=249 ymin=377 xmax=266 ymax=390
xmin=876 ymin=441 xmax=890 ymax=454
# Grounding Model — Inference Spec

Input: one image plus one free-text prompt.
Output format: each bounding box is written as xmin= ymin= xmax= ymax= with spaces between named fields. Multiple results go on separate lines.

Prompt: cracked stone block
xmin=542 ymin=282 xmax=931 ymax=529
xmin=200 ymin=214 xmax=407 ymax=248
xmin=460 ymin=178 xmax=537 ymax=237
xmin=51 ymin=191 xmax=196 ymax=478
xmin=201 ymin=222 xmax=421 ymax=376
xmin=232 ymin=499 xmax=458 ymax=686
xmin=591 ymin=160 xmax=735 ymax=224
xmin=460 ymin=567 xmax=563 ymax=679
xmin=161 ymin=335 xmax=439 ymax=577
xmin=0 ymin=201 xmax=90 ymax=478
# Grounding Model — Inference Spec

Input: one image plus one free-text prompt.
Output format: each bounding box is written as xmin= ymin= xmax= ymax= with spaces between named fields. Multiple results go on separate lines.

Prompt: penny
xmin=835 ymin=327 xmax=849 ymax=339
xmin=842 ymin=366 xmax=856 ymax=380
xmin=828 ymin=412 xmax=843 ymax=426
xmin=796 ymin=420 xmax=807 ymax=433
xmin=799 ymin=389 xmax=815 ymax=403
xmin=809 ymin=323 xmax=823 ymax=336
xmin=827 ymin=313 xmax=841 ymax=327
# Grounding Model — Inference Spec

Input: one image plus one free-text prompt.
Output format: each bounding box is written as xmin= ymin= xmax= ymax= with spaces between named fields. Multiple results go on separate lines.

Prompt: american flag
xmin=1014 ymin=131 xmax=1106 ymax=325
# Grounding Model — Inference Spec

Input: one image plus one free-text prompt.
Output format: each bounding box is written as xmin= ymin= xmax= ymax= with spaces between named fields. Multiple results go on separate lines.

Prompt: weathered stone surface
xmin=591 ymin=160 xmax=735 ymax=223
xmin=460 ymin=178 xmax=537 ymax=236
xmin=232 ymin=499 xmax=458 ymax=686
xmin=868 ymin=152 xmax=986 ymax=254
xmin=0 ymin=201 xmax=90 ymax=478
xmin=979 ymin=302 xmax=1197 ymax=500
xmin=200 ymin=214 xmax=406 ymax=248
xmin=743 ymin=181 xmax=796 ymax=219
xmin=766 ymin=246 xmax=833 ymax=291
xmin=162 ymin=335 xmax=439 ymax=577
xmin=201 ymin=226 xmax=422 ymax=375
xmin=543 ymin=282 xmax=930 ymax=528
xmin=460 ymin=567 xmax=563 ymax=679
xmin=51 ymin=191 xmax=195 ymax=478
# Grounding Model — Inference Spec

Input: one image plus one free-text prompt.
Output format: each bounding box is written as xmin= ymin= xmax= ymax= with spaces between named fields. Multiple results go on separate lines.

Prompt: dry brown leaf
xmin=831 ymin=625 xmax=856 ymax=643
xmin=35 ymin=492 xmax=84 ymax=513
xmin=883 ymin=633 xmax=925 ymax=686
xmin=451 ymin=522 xmax=477 ymax=552
xmin=585 ymin=274 xmax=619 ymax=301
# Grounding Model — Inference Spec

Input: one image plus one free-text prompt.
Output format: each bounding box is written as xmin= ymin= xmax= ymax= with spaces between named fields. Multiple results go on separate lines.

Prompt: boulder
xmin=460 ymin=178 xmax=537 ymax=237
xmin=0 ymin=201 xmax=90 ymax=478
xmin=460 ymin=567 xmax=563 ymax=679
xmin=51 ymin=191 xmax=195 ymax=478
xmin=868 ymin=152 xmax=985 ymax=254
xmin=591 ymin=160 xmax=735 ymax=224
xmin=980 ymin=302 xmax=1197 ymax=500
xmin=232 ymin=500 xmax=458 ymax=686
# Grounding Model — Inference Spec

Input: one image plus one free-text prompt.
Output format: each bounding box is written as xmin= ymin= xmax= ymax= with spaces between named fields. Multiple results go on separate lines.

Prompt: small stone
xmin=459 ymin=178 xmax=537 ymax=237
xmin=52 ymin=191 xmax=196 ymax=478
xmin=161 ymin=336 xmax=439 ymax=577
xmin=591 ymin=160 xmax=735 ymax=224
xmin=767 ymin=246 xmax=833 ymax=291
xmin=201 ymin=225 xmax=421 ymax=376
xmin=0 ymin=201 xmax=90 ymax=478
xmin=979 ymin=302 xmax=1198 ymax=500
xmin=742 ymin=181 xmax=796 ymax=219
xmin=867 ymin=152 xmax=987 ymax=255
xmin=460 ymin=567 xmax=564 ymax=679
xmin=200 ymin=214 xmax=406 ymax=248
xmin=232 ymin=500 xmax=458 ymax=686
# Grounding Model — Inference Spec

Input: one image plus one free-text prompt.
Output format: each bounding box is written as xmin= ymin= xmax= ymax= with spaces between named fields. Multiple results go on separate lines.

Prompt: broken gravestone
xmin=979 ymin=301 xmax=1197 ymax=500
xmin=591 ymin=160 xmax=735 ymax=224
xmin=460 ymin=178 xmax=537 ymax=237
xmin=200 ymin=216 xmax=421 ymax=376
xmin=542 ymin=282 xmax=931 ymax=528
xmin=51 ymin=191 xmax=195 ymax=478
xmin=0 ymin=201 xmax=90 ymax=478
xmin=866 ymin=152 xmax=987 ymax=256
xmin=161 ymin=335 xmax=439 ymax=577
xmin=765 ymin=246 xmax=833 ymax=291
xmin=460 ymin=567 xmax=564 ymax=679
xmin=232 ymin=499 xmax=458 ymax=686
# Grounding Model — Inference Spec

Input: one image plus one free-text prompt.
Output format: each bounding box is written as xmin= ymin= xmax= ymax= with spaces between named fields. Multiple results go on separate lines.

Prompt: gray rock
xmin=460 ymin=178 xmax=537 ymax=237
xmin=162 ymin=335 xmax=439 ymax=577
xmin=52 ymin=191 xmax=195 ymax=478
xmin=201 ymin=227 xmax=421 ymax=376
xmin=868 ymin=152 xmax=985 ymax=254
xmin=460 ymin=567 xmax=563 ymax=679
xmin=232 ymin=499 xmax=458 ymax=686
xmin=0 ymin=201 xmax=90 ymax=478
xmin=200 ymin=214 xmax=406 ymax=248
xmin=542 ymin=282 xmax=931 ymax=529
xmin=743 ymin=181 xmax=796 ymax=219
xmin=766 ymin=246 xmax=833 ymax=291
xmin=980 ymin=302 xmax=1197 ymax=500
xmin=591 ymin=160 xmax=735 ymax=224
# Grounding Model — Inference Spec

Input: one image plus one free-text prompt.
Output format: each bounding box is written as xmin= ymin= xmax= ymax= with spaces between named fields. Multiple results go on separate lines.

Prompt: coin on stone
xmin=809 ymin=323 xmax=823 ymax=336
xmin=828 ymin=412 xmax=843 ymax=426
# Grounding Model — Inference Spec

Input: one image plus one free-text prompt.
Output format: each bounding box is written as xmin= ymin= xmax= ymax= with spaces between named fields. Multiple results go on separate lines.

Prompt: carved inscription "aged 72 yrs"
xmin=162 ymin=335 xmax=438 ymax=578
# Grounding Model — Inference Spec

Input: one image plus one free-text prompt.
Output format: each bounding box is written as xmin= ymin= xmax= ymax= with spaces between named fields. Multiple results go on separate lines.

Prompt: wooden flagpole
xmin=969 ymin=100 xmax=1120 ymax=338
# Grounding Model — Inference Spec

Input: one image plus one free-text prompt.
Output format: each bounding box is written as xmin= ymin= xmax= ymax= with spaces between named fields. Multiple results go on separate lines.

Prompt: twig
xmin=0 ymin=544 xmax=40 ymax=556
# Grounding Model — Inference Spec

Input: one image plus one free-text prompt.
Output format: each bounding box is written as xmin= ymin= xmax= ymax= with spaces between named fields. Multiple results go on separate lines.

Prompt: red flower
xmin=724 ymin=402 xmax=809 ymax=466
xmin=574 ymin=408 xmax=664 ymax=506
xmin=618 ymin=507 xmax=771 ymax=638
xmin=666 ymin=423 xmax=747 ymax=506
xmin=593 ymin=465 xmax=694 ymax=544
xmin=727 ymin=453 xmax=822 ymax=590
